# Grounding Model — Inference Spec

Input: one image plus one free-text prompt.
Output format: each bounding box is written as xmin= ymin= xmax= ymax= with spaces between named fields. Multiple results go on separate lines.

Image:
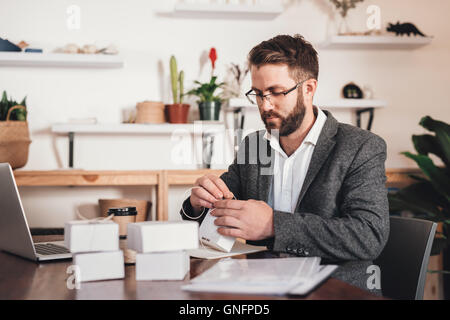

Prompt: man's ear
xmin=303 ymin=79 xmax=318 ymax=97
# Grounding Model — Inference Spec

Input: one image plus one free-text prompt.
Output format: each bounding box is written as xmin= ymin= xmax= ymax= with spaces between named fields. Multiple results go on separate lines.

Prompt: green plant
xmin=388 ymin=116 xmax=450 ymax=253
xmin=170 ymin=55 xmax=185 ymax=104
xmin=187 ymin=76 xmax=224 ymax=103
xmin=186 ymin=48 xmax=224 ymax=103
xmin=0 ymin=90 xmax=27 ymax=121
xmin=329 ymin=0 xmax=365 ymax=17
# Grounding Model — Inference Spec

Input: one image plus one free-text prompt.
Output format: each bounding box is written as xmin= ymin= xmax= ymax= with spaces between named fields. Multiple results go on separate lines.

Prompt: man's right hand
xmin=190 ymin=174 xmax=234 ymax=215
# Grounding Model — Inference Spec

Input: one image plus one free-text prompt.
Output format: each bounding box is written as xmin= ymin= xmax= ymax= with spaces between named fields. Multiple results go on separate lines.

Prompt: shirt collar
xmin=263 ymin=106 xmax=327 ymax=151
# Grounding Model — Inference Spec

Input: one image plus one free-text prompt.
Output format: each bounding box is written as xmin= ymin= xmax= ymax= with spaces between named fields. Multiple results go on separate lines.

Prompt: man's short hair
xmin=247 ymin=34 xmax=319 ymax=82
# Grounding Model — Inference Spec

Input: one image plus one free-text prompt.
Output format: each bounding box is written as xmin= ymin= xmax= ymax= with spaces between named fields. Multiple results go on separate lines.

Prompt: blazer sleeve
xmin=179 ymin=143 xmax=244 ymax=224
xmin=272 ymin=135 xmax=390 ymax=261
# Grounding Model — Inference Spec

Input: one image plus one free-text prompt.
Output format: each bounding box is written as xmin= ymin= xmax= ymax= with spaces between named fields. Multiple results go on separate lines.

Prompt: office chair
xmin=374 ymin=216 xmax=437 ymax=300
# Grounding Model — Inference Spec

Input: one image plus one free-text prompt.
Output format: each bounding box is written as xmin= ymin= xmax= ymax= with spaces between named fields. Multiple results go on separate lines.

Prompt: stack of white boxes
xmin=64 ymin=220 xmax=125 ymax=282
xmin=127 ymin=221 xmax=198 ymax=281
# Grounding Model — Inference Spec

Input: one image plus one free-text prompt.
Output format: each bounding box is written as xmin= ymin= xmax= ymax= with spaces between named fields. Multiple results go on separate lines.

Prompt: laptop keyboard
xmin=35 ymin=243 xmax=70 ymax=255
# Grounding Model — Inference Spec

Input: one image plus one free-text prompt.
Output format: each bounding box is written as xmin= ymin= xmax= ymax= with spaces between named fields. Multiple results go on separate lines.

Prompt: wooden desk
xmin=0 ymin=235 xmax=383 ymax=300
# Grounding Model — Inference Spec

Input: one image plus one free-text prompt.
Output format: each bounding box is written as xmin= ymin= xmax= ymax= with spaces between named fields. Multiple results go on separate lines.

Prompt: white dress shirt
xmin=264 ymin=106 xmax=327 ymax=213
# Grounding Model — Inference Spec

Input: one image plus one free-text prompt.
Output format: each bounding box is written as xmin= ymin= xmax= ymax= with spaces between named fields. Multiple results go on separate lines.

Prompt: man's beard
xmin=261 ymin=92 xmax=306 ymax=137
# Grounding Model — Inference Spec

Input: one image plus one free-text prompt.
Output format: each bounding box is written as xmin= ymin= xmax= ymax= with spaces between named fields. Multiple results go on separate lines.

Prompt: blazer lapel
xmin=257 ymin=136 xmax=274 ymax=202
xmin=294 ymin=110 xmax=339 ymax=211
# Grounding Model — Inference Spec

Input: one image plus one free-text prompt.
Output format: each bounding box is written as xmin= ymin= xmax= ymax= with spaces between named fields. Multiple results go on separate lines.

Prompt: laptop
xmin=0 ymin=163 xmax=72 ymax=261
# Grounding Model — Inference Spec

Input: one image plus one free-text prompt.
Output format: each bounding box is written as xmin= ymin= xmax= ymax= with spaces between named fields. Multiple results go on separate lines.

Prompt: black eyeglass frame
xmin=245 ymin=79 xmax=308 ymax=105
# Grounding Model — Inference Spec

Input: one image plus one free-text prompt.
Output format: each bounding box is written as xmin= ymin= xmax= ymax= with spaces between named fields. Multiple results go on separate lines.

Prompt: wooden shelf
xmin=51 ymin=122 xmax=225 ymax=134
xmin=385 ymin=168 xmax=423 ymax=188
xmin=167 ymin=169 xmax=227 ymax=185
xmin=0 ymin=52 xmax=124 ymax=68
xmin=14 ymin=170 xmax=159 ymax=186
xmin=14 ymin=168 xmax=419 ymax=222
xmin=320 ymin=35 xmax=433 ymax=50
xmin=172 ymin=3 xmax=283 ymax=19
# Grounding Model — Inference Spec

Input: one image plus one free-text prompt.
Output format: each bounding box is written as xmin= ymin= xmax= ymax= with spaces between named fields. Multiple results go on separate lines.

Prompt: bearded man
xmin=180 ymin=34 xmax=389 ymax=294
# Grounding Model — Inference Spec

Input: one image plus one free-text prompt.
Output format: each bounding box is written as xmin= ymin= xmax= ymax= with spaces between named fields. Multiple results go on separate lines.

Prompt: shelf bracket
xmin=68 ymin=132 xmax=74 ymax=168
xmin=201 ymin=132 xmax=215 ymax=169
xmin=232 ymin=107 xmax=246 ymax=157
xmin=356 ymin=108 xmax=374 ymax=131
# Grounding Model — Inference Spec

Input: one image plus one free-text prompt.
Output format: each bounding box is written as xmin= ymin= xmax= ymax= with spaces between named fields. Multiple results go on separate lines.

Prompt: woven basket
xmin=135 ymin=101 xmax=165 ymax=124
xmin=98 ymin=198 xmax=151 ymax=222
xmin=0 ymin=105 xmax=32 ymax=169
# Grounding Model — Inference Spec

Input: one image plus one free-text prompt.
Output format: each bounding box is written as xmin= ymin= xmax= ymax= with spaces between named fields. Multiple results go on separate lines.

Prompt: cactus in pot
xmin=179 ymin=70 xmax=184 ymax=104
xmin=167 ymin=55 xmax=189 ymax=123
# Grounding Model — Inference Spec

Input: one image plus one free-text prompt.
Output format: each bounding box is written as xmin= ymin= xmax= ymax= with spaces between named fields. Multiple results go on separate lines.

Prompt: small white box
xmin=127 ymin=221 xmax=198 ymax=253
xmin=73 ymin=250 xmax=125 ymax=282
xmin=64 ymin=220 xmax=119 ymax=253
xmin=199 ymin=210 xmax=235 ymax=252
xmin=136 ymin=251 xmax=189 ymax=281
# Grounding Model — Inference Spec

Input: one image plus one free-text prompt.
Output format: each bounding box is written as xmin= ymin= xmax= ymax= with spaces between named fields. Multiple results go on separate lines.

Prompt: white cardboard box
xmin=73 ymin=250 xmax=125 ymax=282
xmin=199 ymin=210 xmax=235 ymax=252
xmin=136 ymin=251 xmax=189 ymax=281
xmin=64 ymin=220 xmax=119 ymax=253
xmin=127 ymin=221 xmax=198 ymax=253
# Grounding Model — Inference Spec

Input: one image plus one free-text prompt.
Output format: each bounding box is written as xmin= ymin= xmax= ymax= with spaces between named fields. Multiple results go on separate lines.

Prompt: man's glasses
xmin=245 ymin=79 xmax=308 ymax=106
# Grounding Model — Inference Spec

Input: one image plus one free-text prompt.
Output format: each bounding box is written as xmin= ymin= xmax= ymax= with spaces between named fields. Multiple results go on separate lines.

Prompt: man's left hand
xmin=211 ymin=199 xmax=274 ymax=241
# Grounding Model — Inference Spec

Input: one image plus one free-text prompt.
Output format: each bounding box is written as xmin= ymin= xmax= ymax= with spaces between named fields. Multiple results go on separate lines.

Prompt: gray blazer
xmin=181 ymin=110 xmax=389 ymax=293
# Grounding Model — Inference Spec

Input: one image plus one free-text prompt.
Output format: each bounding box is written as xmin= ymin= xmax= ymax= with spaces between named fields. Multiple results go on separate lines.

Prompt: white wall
xmin=1 ymin=0 xmax=449 ymax=227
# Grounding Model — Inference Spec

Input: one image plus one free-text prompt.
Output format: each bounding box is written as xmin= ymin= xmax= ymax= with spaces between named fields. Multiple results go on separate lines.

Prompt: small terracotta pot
xmin=165 ymin=103 xmax=190 ymax=123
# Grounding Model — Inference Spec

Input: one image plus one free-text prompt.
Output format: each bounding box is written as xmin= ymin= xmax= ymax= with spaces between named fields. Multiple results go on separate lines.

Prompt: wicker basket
xmin=0 ymin=105 xmax=32 ymax=169
xmin=135 ymin=101 xmax=165 ymax=124
xmin=98 ymin=198 xmax=151 ymax=222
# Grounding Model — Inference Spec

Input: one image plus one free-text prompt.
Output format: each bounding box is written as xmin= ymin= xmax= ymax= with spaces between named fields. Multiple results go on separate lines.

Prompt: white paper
xmin=127 ymin=221 xmax=198 ymax=253
xmin=288 ymin=265 xmax=338 ymax=296
xmin=198 ymin=210 xmax=235 ymax=252
xmin=187 ymin=241 xmax=267 ymax=259
xmin=181 ymin=257 xmax=331 ymax=296
xmin=136 ymin=251 xmax=190 ymax=281
xmin=64 ymin=220 xmax=119 ymax=253
xmin=73 ymin=250 xmax=125 ymax=282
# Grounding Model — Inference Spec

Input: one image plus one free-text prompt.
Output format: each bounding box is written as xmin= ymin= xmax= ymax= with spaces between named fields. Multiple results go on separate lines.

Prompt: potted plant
xmin=329 ymin=0 xmax=365 ymax=34
xmin=0 ymin=90 xmax=31 ymax=169
xmin=187 ymin=48 xmax=224 ymax=121
xmin=388 ymin=116 xmax=450 ymax=296
xmin=166 ymin=55 xmax=189 ymax=123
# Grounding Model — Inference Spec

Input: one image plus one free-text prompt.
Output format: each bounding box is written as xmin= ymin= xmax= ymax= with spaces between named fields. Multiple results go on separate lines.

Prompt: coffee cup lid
xmin=108 ymin=207 xmax=138 ymax=216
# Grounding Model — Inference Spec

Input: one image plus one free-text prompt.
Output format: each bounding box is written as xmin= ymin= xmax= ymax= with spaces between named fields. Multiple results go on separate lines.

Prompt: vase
xmin=338 ymin=14 xmax=350 ymax=35
xmin=165 ymin=103 xmax=190 ymax=123
xmin=0 ymin=105 xmax=31 ymax=169
xmin=135 ymin=101 xmax=165 ymax=124
xmin=198 ymin=101 xmax=221 ymax=121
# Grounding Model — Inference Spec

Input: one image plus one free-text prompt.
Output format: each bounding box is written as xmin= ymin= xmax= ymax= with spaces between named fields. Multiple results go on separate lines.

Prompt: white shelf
xmin=172 ymin=3 xmax=283 ymax=19
xmin=226 ymin=98 xmax=255 ymax=110
xmin=51 ymin=122 xmax=225 ymax=134
xmin=226 ymin=98 xmax=386 ymax=110
xmin=320 ymin=35 xmax=432 ymax=50
xmin=319 ymin=99 xmax=387 ymax=109
xmin=0 ymin=52 xmax=124 ymax=68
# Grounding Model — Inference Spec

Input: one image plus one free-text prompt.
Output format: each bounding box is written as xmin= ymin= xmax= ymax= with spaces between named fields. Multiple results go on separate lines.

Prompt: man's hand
xmin=190 ymin=174 xmax=234 ymax=214
xmin=211 ymin=199 xmax=274 ymax=241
